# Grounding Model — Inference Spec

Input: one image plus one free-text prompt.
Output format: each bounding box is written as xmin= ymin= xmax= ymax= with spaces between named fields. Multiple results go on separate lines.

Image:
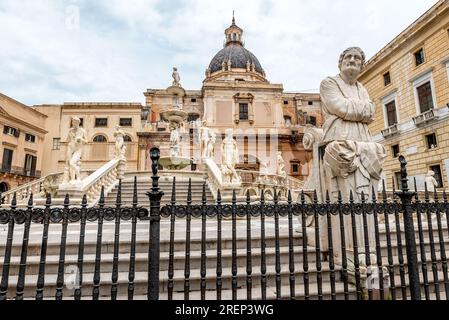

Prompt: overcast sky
xmin=0 ymin=0 xmax=440 ymax=105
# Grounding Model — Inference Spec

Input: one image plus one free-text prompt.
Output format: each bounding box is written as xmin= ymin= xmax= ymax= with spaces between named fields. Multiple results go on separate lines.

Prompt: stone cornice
xmin=359 ymin=0 xmax=449 ymax=78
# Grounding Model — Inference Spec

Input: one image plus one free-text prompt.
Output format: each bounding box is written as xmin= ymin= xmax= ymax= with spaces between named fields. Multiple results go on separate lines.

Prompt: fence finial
xmin=398 ymin=155 xmax=409 ymax=192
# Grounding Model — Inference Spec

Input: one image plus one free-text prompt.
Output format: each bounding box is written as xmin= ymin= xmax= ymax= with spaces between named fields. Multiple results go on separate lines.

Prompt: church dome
xmin=208 ymin=45 xmax=264 ymax=74
xmin=207 ymin=16 xmax=265 ymax=77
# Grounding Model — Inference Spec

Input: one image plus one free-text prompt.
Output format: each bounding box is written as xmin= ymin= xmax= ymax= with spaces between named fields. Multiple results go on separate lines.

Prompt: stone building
xmin=141 ymin=17 xmax=322 ymax=177
xmin=359 ymin=0 xmax=449 ymax=190
xmin=0 ymin=93 xmax=47 ymax=192
xmin=0 ymin=17 xmax=322 ymax=193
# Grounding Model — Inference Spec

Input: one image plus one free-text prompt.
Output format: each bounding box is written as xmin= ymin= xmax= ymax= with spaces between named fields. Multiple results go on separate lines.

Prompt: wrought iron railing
xmin=0 ymin=150 xmax=449 ymax=300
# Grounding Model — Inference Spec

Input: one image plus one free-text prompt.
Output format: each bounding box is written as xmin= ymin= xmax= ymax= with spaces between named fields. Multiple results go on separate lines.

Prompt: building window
xmin=430 ymin=165 xmax=444 ymax=188
xmin=291 ymin=161 xmax=300 ymax=175
xmin=308 ymin=101 xmax=313 ymax=106
xmin=25 ymin=133 xmax=36 ymax=143
xmin=52 ymin=138 xmax=61 ymax=150
xmin=416 ymin=81 xmax=434 ymax=113
xmin=95 ymin=118 xmax=108 ymax=127
xmin=187 ymin=113 xmax=200 ymax=123
xmin=284 ymin=116 xmax=292 ymax=126
xmin=119 ymin=118 xmax=132 ymax=127
xmin=394 ymin=172 xmax=402 ymax=190
xmin=385 ymin=100 xmax=398 ymax=126
xmin=3 ymin=126 xmax=20 ymax=137
xmin=191 ymin=98 xmax=197 ymax=103
xmin=414 ymin=48 xmax=425 ymax=66
xmin=383 ymin=72 xmax=391 ymax=86
xmin=426 ymin=133 xmax=438 ymax=149
xmin=306 ymin=116 xmax=317 ymax=126
xmin=1 ymin=149 xmax=14 ymax=172
xmin=284 ymin=100 xmax=289 ymax=105
xmin=392 ymin=144 xmax=400 ymax=158
xmin=93 ymin=135 xmax=108 ymax=143
xmin=24 ymin=154 xmax=37 ymax=177
xmin=239 ymin=103 xmax=249 ymax=121
xmin=124 ymin=135 xmax=132 ymax=142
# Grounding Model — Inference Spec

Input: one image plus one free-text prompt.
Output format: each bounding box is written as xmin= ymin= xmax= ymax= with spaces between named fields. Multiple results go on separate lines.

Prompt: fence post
xmin=396 ymin=156 xmax=421 ymax=300
xmin=147 ymin=148 xmax=164 ymax=300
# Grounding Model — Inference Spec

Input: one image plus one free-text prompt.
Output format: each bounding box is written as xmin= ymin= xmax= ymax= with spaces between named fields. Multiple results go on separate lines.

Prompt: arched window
xmin=93 ymin=135 xmax=107 ymax=143
xmin=124 ymin=135 xmax=132 ymax=142
xmin=0 ymin=182 xmax=9 ymax=193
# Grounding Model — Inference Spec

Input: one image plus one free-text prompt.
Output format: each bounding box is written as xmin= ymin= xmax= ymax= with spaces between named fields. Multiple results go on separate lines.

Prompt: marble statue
xmin=246 ymin=60 xmax=251 ymax=72
xmin=277 ymin=152 xmax=287 ymax=179
xmin=222 ymin=61 xmax=226 ymax=72
xmin=227 ymin=59 xmax=232 ymax=71
xmin=251 ymin=62 xmax=255 ymax=72
xmin=65 ymin=117 xmax=87 ymax=183
xmin=200 ymin=123 xmax=210 ymax=159
xmin=172 ymin=67 xmax=181 ymax=86
xmin=114 ymin=125 xmax=127 ymax=160
xmin=170 ymin=122 xmax=181 ymax=158
xmin=320 ymin=47 xmax=386 ymax=262
xmin=425 ymin=170 xmax=439 ymax=191
xmin=221 ymin=130 xmax=241 ymax=185
xmin=206 ymin=131 xmax=216 ymax=159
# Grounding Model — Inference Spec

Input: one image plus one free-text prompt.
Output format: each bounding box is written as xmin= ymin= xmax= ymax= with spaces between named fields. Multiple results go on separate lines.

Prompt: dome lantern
xmin=225 ymin=12 xmax=244 ymax=46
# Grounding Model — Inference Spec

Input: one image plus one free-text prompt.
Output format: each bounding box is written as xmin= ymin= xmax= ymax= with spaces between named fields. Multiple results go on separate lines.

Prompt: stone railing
xmin=286 ymin=176 xmax=305 ymax=190
xmin=413 ymin=109 xmax=438 ymax=126
xmin=204 ymin=158 xmax=223 ymax=199
xmin=1 ymin=172 xmax=63 ymax=205
xmin=57 ymin=158 xmax=126 ymax=205
xmin=381 ymin=124 xmax=400 ymax=138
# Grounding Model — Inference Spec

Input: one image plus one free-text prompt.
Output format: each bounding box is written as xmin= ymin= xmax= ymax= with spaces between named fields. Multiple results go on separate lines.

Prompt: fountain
xmin=158 ymin=68 xmax=191 ymax=170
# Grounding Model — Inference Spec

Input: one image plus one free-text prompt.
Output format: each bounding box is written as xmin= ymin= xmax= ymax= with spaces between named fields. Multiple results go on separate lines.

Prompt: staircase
xmin=1 ymin=216 xmax=448 ymax=300
xmin=104 ymin=174 xmax=214 ymax=207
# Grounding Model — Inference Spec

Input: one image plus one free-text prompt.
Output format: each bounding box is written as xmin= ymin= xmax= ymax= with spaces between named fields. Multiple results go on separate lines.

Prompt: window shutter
xmin=14 ymin=129 xmax=20 ymax=138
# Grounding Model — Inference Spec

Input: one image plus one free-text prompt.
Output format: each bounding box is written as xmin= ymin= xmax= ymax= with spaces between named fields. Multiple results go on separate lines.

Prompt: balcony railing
xmin=381 ymin=124 xmax=400 ymax=138
xmin=412 ymin=109 xmax=438 ymax=126
xmin=0 ymin=166 xmax=41 ymax=178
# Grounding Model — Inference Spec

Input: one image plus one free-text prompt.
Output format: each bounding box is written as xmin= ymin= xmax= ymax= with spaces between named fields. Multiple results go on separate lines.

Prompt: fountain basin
xmin=159 ymin=156 xmax=191 ymax=170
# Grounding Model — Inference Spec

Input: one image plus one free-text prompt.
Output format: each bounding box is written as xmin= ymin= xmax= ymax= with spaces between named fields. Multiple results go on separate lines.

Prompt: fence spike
xmin=424 ymin=182 xmax=429 ymax=202
xmin=82 ymin=194 xmax=87 ymax=206
xmin=443 ymin=190 xmax=447 ymax=202
xmin=28 ymin=193 xmax=34 ymax=207
xmin=274 ymin=187 xmax=278 ymax=203
xmin=260 ymin=189 xmax=265 ymax=203
xmin=187 ymin=178 xmax=192 ymax=204
xmin=313 ymin=190 xmax=318 ymax=203
xmin=325 ymin=190 xmax=330 ymax=203
xmin=202 ymin=182 xmax=207 ymax=204
xmin=371 ymin=186 xmax=377 ymax=202
xmin=116 ymin=179 xmax=122 ymax=207
xmin=246 ymin=190 xmax=251 ymax=204
xmin=391 ymin=177 xmax=396 ymax=197
xmin=133 ymin=176 xmax=138 ymax=206
xmin=349 ymin=189 xmax=354 ymax=203
xmin=217 ymin=189 xmax=222 ymax=204
xmin=64 ymin=194 xmax=70 ymax=206
xmin=46 ymin=192 xmax=52 ymax=206
xmin=99 ymin=186 xmax=105 ymax=206
xmin=12 ymin=192 xmax=17 ymax=207
xmin=287 ymin=189 xmax=292 ymax=203
xmin=171 ymin=177 xmax=176 ymax=203
xmin=434 ymin=185 xmax=439 ymax=202
xmin=300 ymin=190 xmax=305 ymax=203
xmin=232 ymin=189 xmax=237 ymax=204
xmin=338 ymin=190 xmax=342 ymax=202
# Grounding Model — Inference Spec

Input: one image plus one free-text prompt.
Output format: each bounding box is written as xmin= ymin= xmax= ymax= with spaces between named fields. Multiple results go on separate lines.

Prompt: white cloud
xmin=0 ymin=0 xmax=439 ymax=105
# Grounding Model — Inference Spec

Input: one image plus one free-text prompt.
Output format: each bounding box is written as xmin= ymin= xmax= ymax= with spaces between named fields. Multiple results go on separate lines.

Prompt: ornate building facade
xmin=0 ymin=18 xmax=322 ymax=192
xmin=359 ymin=0 xmax=449 ymax=190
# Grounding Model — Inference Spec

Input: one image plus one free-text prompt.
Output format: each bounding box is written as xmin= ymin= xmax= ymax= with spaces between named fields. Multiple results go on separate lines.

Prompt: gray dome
xmin=208 ymin=44 xmax=264 ymax=74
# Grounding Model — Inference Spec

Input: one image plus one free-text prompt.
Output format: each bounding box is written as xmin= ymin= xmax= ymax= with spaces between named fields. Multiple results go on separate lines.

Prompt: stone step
xmin=4 ymin=246 xmax=320 ymax=276
xmin=2 ymin=263 xmax=339 ymax=299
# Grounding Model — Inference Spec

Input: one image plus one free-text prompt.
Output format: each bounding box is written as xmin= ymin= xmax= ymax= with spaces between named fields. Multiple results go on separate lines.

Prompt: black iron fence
xmin=0 ymin=149 xmax=448 ymax=300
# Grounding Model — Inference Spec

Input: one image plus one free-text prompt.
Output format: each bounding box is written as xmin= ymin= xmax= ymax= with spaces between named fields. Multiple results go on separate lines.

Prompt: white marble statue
xmin=114 ymin=125 xmax=127 ymax=160
xmin=425 ymin=170 xmax=439 ymax=191
xmin=65 ymin=117 xmax=87 ymax=183
xmin=221 ymin=130 xmax=241 ymax=185
xmin=277 ymin=152 xmax=287 ymax=179
xmin=170 ymin=123 xmax=181 ymax=158
xmin=200 ymin=123 xmax=210 ymax=159
xmin=172 ymin=67 xmax=181 ymax=86
xmin=320 ymin=47 xmax=386 ymax=261
xmin=206 ymin=131 xmax=216 ymax=159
